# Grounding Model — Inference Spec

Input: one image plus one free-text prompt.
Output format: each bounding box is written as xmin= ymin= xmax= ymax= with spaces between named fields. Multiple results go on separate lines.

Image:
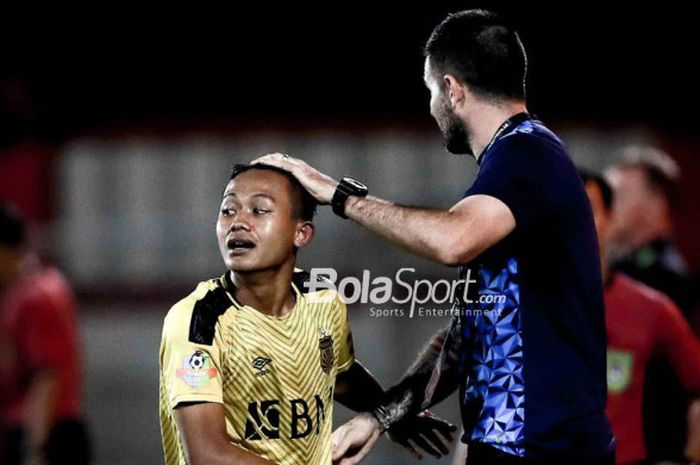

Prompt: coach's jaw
xmin=424 ymin=57 xmax=473 ymax=156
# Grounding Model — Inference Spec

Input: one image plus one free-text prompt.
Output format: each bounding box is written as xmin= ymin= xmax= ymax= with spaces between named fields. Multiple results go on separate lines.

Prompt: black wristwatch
xmin=332 ymin=177 xmax=368 ymax=219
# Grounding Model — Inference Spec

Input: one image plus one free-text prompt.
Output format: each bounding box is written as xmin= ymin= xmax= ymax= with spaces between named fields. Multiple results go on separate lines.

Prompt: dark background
xmin=2 ymin=2 xmax=697 ymax=144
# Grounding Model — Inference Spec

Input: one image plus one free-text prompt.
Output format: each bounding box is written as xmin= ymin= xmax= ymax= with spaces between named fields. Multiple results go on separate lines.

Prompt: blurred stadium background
xmin=2 ymin=2 xmax=700 ymax=465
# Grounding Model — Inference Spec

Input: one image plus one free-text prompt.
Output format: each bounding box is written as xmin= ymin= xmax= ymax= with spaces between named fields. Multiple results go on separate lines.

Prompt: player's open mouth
xmin=227 ymin=239 xmax=256 ymax=252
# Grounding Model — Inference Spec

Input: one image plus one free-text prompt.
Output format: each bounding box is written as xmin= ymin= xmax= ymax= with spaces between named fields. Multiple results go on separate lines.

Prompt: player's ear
xmin=443 ymin=74 xmax=465 ymax=109
xmin=294 ymin=221 xmax=315 ymax=249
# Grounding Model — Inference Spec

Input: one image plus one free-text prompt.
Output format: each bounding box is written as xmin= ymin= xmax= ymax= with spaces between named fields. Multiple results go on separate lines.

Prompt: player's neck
xmin=467 ymin=100 xmax=527 ymax=160
xmin=230 ymin=261 xmax=297 ymax=317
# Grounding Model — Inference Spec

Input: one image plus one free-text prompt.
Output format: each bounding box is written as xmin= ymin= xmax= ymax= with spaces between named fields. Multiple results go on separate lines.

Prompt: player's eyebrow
xmin=221 ymin=191 xmax=275 ymax=202
xmin=251 ymin=193 xmax=276 ymax=202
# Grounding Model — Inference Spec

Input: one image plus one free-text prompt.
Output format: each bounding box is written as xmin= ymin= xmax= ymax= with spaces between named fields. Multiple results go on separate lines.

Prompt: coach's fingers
xmin=397 ymin=438 xmax=423 ymax=460
xmin=250 ymin=154 xmax=294 ymax=171
xmin=251 ymin=152 xmax=286 ymax=163
xmin=417 ymin=411 xmax=457 ymax=442
xmin=251 ymin=153 xmax=336 ymax=203
xmin=409 ymin=433 xmax=442 ymax=458
xmin=419 ymin=428 xmax=450 ymax=456
xmin=433 ymin=419 xmax=458 ymax=441
xmin=252 ymin=153 xmax=306 ymax=169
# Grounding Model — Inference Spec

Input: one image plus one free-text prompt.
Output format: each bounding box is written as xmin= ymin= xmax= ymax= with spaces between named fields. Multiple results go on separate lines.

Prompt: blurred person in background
xmin=582 ymin=171 xmax=700 ymax=465
xmin=1 ymin=77 xmax=53 ymax=226
xmin=605 ymin=147 xmax=699 ymax=464
xmin=0 ymin=205 xmax=89 ymax=465
xmin=605 ymin=146 xmax=693 ymax=312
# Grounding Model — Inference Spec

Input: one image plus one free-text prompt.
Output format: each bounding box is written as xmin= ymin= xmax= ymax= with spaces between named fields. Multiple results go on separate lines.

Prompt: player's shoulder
xmin=615 ymin=273 xmax=678 ymax=312
xmin=163 ymin=276 xmax=234 ymax=344
xmin=33 ymin=267 xmax=72 ymax=295
xmin=13 ymin=267 xmax=63 ymax=298
xmin=165 ymin=277 xmax=222 ymax=320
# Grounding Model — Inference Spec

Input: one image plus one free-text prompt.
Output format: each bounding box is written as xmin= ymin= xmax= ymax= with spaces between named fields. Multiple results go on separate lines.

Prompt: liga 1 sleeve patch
xmin=607 ymin=349 xmax=633 ymax=393
xmin=176 ymin=350 xmax=218 ymax=389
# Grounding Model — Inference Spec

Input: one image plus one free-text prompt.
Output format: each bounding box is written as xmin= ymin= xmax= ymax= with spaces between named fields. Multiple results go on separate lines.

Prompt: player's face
xmin=216 ymin=170 xmax=311 ymax=273
xmin=605 ymin=166 xmax=653 ymax=243
xmin=424 ymin=57 xmax=473 ymax=156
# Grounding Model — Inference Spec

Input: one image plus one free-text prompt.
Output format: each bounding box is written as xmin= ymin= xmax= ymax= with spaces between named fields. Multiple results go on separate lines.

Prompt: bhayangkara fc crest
xmin=319 ymin=328 xmax=334 ymax=374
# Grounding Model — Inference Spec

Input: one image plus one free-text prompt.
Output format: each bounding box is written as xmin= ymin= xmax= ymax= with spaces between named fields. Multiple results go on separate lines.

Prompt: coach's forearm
xmin=345 ymin=195 xmax=469 ymax=266
xmin=374 ymin=323 xmax=461 ymax=430
xmin=334 ymin=360 xmax=385 ymax=411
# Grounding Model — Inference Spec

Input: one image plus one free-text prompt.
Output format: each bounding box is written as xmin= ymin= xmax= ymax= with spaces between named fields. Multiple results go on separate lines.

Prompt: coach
xmin=256 ymin=9 xmax=615 ymax=465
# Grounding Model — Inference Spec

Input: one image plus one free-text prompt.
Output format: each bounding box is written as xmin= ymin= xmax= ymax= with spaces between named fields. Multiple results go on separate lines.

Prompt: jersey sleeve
xmin=159 ymin=299 xmax=224 ymax=409
xmin=466 ymin=135 xmax=543 ymax=231
xmin=654 ymin=296 xmax=700 ymax=393
xmin=334 ymin=295 xmax=355 ymax=374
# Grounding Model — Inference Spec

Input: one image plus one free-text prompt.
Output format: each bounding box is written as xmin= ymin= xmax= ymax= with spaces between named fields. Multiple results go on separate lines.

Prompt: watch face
xmin=343 ymin=177 xmax=368 ymax=193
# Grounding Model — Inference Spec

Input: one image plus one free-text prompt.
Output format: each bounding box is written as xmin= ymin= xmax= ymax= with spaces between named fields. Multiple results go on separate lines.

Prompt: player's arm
xmin=252 ymin=154 xmax=515 ymax=265
xmin=174 ymin=402 xmax=277 ymax=465
xmin=24 ymin=370 xmax=59 ymax=461
xmin=161 ymin=295 xmax=269 ymax=465
xmin=654 ymin=300 xmax=700 ymax=463
xmin=22 ymin=294 xmax=74 ymax=462
xmin=656 ymin=300 xmax=700 ymax=392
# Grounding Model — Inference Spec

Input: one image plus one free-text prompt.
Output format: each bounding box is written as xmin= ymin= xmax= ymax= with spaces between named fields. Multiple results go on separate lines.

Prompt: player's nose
xmin=228 ymin=211 xmax=253 ymax=232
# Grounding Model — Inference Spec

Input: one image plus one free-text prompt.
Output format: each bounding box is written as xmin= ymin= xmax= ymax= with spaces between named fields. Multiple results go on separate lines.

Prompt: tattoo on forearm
xmin=372 ymin=318 xmax=462 ymax=431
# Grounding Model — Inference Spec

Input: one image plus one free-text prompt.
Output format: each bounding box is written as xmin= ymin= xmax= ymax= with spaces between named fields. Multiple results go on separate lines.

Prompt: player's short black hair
xmin=424 ymin=9 xmax=527 ymax=101
xmin=227 ymin=164 xmax=317 ymax=221
xmin=0 ymin=204 xmax=26 ymax=248
xmin=579 ymin=169 xmax=614 ymax=211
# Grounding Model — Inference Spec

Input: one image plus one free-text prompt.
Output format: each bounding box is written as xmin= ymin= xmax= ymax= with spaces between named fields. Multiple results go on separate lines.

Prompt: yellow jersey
xmin=159 ymin=269 xmax=354 ymax=465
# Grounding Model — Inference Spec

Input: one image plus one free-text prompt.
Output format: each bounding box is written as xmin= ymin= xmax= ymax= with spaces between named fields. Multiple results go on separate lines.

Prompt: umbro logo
xmin=252 ymin=356 xmax=272 ymax=377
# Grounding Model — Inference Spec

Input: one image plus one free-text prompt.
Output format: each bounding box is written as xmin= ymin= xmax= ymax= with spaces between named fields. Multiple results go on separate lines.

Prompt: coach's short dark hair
xmin=228 ymin=164 xmax=317 ymax=221
xmin=579 ymin=169 xmax=614 ymax=211
xmin=0 ymin=204 xmax=26 ymax=248
xmin=424 ymin=9 xmax=527 ymax=101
